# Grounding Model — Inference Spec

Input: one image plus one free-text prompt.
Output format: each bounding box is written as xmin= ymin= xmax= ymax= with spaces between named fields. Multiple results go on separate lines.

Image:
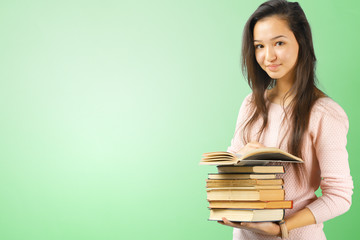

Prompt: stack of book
xmin=200 ymin=147 xmax=303 ymax=222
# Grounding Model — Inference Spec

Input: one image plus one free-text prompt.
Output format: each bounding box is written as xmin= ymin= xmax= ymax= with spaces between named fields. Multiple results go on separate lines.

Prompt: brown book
xmin=217 ymin=165 xmax=285 ymax=174
xmin=207 ymin=189 xmax=285 ymax=201
xmin=206 ymin=179 xmax=284 ymax=188
xmin=208 ymin=200 xmax=293 ymax=209
xmin=208 ymin=173 xmax=277 ymax=180
xmin=200 ymin=147 xmax=303 ymax=166
xmin=209 ymin=209 xmax=284 ymax=222
xmin=207 ymin=185 xmax=283 ymax=190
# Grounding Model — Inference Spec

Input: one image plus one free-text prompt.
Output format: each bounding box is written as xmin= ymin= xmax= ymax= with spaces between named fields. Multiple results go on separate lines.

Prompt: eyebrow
xmin=254 ymin=35 xmax=287 ymax=42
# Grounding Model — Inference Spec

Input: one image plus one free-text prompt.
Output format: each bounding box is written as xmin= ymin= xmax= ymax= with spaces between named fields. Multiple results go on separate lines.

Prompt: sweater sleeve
xmin=227 ymin=94 xmax=253 ymax=154
xmin=306 ymin=99 xmax=353 ymax=223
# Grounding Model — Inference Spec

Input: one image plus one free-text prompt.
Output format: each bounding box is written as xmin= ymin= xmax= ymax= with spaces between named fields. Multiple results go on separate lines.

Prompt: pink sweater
xmin=227 ymin=94 xmax=353 ymax=240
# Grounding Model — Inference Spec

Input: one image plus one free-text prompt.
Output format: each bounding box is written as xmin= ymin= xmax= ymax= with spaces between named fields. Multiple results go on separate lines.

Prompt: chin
xmin=266 ymin=71 xmax=284 ymax=79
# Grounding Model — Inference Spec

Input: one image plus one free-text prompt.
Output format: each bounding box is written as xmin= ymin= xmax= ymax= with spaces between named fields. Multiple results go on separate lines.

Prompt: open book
xmin=200 ymin=147 xmax=303 ymax=166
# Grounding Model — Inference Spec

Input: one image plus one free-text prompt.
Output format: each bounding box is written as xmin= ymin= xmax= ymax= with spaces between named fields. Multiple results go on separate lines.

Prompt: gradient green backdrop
xmin=0 ymin=0 xmax=358 ymax=239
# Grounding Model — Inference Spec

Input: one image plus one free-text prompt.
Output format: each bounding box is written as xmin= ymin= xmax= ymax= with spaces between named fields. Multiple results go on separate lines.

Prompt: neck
xmin=267 ymin=76 xmax=295 ymax=106
xmin=274 ymin=79 xmax=293 ymax=97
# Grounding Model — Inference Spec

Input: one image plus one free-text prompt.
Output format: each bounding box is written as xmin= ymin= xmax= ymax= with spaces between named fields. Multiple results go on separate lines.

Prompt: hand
xmin=218 ymin=217 xmax=281 ymax=236
xmin=237 ymin=141 xmax=266 ymax=156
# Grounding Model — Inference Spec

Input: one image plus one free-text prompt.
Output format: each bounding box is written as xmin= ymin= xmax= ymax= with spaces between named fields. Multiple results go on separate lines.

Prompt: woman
xmin=218 ymin=0 xmax=353 ymax=239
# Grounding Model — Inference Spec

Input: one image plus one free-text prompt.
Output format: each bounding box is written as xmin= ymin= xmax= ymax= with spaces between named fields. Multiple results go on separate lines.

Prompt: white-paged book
xmin=200 ymin=147 xmax=303 ymax=166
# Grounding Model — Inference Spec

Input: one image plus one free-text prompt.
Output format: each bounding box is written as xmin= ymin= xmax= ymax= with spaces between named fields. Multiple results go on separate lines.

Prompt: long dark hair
xmin=241 ymin=0 xmax=325 ymax=159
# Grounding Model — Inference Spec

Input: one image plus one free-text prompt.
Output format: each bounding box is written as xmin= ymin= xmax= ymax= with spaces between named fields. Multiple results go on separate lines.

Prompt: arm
xmin=219 ymin=207 xmax=315 ymax=237
xmin=306 ymin=100 xmax=353 ymax=223
xmin=219 ymin=100 xmax=353 ymax=235
xmin=227 ymin=94 xmax=253 ymax=154
xmin=285 ymin=207 xmax=315 ymax=231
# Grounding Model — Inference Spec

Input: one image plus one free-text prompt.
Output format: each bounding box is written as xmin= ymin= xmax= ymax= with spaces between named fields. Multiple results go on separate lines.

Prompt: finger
xmin=249 ymin=142 xmax=264 ymax=148
xmin=244 ymin=143 xmax=258 ymax=150
xmin=241 ymin=222 xmax=255 ymax=228
xmin=222 ymin=217 xmax=242 ymax=228
xmin=222 ymin=217 xmax=231 ymax=225
xmin=218 ymin=220 xmax=232 ymax=227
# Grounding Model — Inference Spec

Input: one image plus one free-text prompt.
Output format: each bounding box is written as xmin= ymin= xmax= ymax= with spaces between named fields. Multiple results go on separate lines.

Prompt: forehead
xmin=253 ymin=16 xmax=294 ymax=40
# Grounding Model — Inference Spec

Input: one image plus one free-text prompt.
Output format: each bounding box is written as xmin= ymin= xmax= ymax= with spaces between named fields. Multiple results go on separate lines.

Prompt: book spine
xmin=207 ymin=189 xmax=285 ymax=201
xmin=259 ymin=190 xmax=285 ymax=201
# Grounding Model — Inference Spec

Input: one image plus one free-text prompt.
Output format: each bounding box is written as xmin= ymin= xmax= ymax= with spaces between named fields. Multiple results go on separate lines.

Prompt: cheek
xmin=255 ymin=51 xmax=264 ymax=66
xmin=278 ymin=49 xmax=295 ymax=66
xmin=283 ymin=52 xmax=298 ymax=67
xmin=282 ymin=46 xmax=299 ymax=66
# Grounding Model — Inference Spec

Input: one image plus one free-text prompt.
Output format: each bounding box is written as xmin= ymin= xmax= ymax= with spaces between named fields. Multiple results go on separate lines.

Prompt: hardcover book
xmin=217 ymin=165 xmax=285 ymax=174
xmin=208 ymin=173 xmax=277 ymax=180
xmin=208 ymin=200 xmax=293 ymax=209
xmin=206 ymin=179 xmax=284 ymax=188
xmin=206 ymin=189 xmax=285 ymax=201
xmin=209 ymin=209 xmax=284 ymax=222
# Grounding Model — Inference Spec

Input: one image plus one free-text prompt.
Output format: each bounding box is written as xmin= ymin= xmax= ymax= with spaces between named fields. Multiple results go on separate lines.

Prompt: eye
xmin=275 ymin=41 xmax=285 ymax=46
xmin=255 ymin=44 xmax=264 ymax=49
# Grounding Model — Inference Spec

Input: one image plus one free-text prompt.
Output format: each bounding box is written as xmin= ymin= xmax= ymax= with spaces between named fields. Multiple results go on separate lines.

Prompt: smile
xmin=267 ymin=64 xmax=281 ymax=71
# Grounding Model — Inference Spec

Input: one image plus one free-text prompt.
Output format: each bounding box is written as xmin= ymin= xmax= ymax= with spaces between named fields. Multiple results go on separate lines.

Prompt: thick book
xmin=208 ymin=173 xmax=277 ymax=180
xmin=208 ymin=200 xmax=293 ymax=209
xmin=207 ymin=189 xmax=285 ymax=201
xmin=200 ymin=147 xmax=303 ymax=166
xmin=209 ymin=209 xmax=284 ymax=222
xmin=206 ymin=179 xmax=284 ymax=188
xmin=217 ymin=165 xmax=285 ymax=174
xmin=207 ymin=185 xmax=283 ymax=190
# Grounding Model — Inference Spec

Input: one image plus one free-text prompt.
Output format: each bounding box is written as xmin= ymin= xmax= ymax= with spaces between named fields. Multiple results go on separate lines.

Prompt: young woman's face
xmin=253 ymin=16 xmax=299 ymax=82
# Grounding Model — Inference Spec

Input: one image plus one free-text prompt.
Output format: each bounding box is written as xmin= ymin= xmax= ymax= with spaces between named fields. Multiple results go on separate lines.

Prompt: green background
xmin=0 ymin=0 xmax=358 ymax=239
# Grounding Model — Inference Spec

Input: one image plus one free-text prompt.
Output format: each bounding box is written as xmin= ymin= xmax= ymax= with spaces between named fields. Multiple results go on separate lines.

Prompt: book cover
xmin=217 ymin=165 xmax=285 ymax=173
xmin=208 ymin=173 xmax=277 ymax=180
xmin=206 ymin=179 xmax=284 ymax=187
xmin=206 ymin=189 xmax=285 ymax=201
xmin=209 ymin=209 xmax=285 ymax=222
xmin=208 ymin=200 xmax=293 ymax=209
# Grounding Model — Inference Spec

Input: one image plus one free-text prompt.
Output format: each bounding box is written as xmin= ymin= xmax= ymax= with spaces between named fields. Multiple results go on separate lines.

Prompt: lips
xmin=267 ymin=64 xmax=281 ymax=71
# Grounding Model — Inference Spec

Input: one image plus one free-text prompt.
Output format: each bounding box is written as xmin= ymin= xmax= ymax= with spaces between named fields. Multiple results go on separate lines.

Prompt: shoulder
xmin=233 ymin=93 xmax=255 ymax=122
xmin=243 ymin=92 xmax=253 ymax=104
xmin=309 ymin=97 xmax=349 ymax=131
xmin=311 ymin=97 xmax=348 ymax=121
xmin=237 ymin=93 xmax=253 ymax=110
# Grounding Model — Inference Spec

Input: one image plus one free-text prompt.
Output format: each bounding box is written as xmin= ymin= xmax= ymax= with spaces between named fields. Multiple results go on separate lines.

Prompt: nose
xmin=265 ymin=47 xmax=277 ymax=62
